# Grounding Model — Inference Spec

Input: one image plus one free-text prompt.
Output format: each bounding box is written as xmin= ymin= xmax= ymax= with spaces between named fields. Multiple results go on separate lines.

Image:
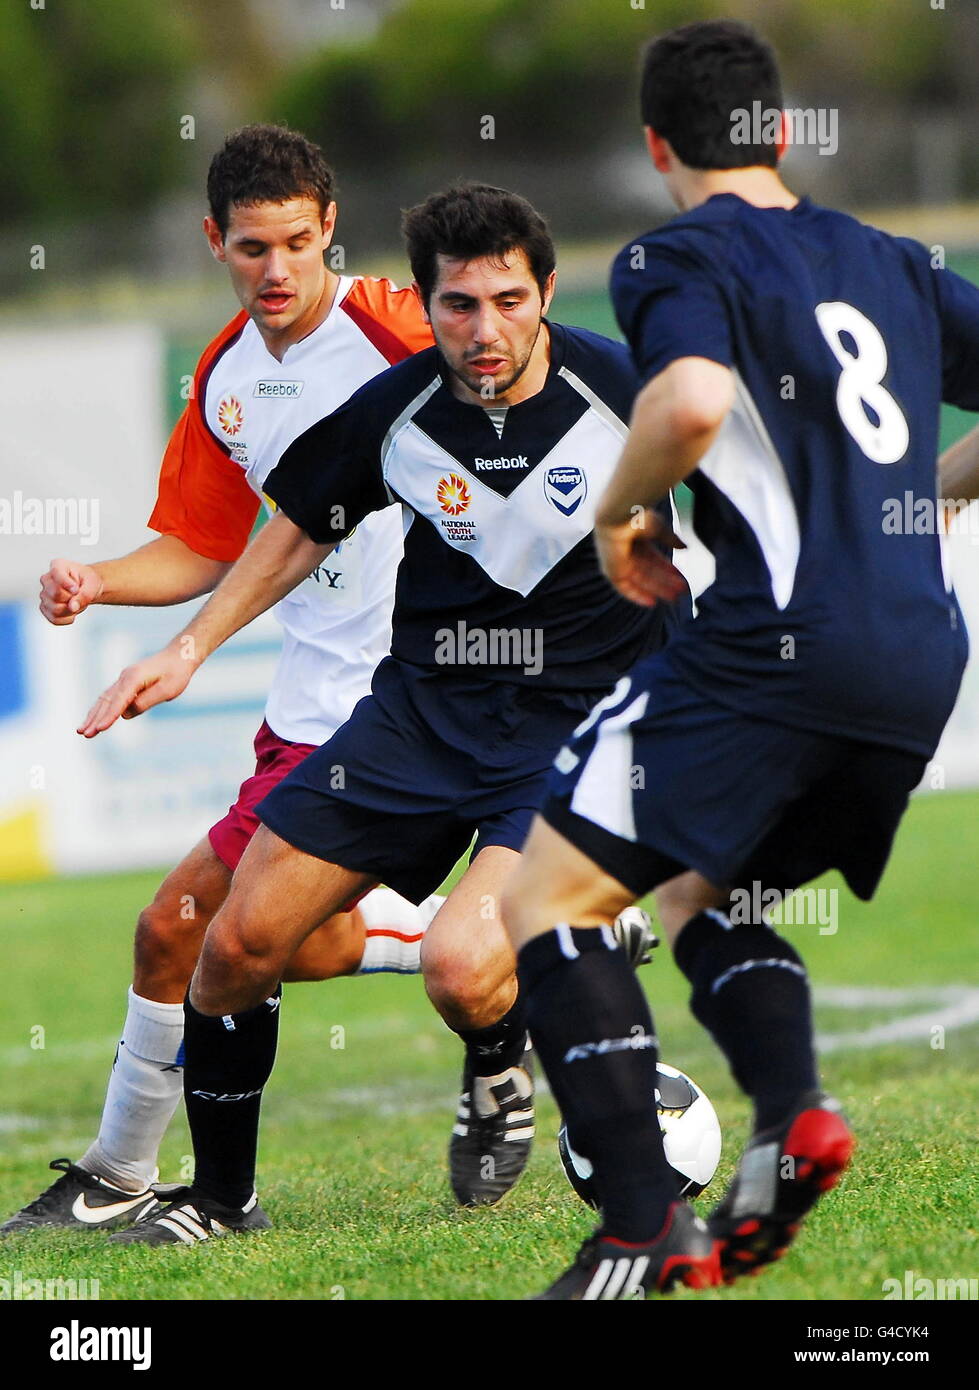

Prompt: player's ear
xmin=412 ymin=281 xmax=432 ymax=325
xmin=644 ymin=127 xmax=672 ymax=174
xmin=774 ymin=111 xmax=789 ymax=163
xmin=203 ymin=216 xmax=227 ymax=263
xmin=540 ymin=270 xmax=557 ymax=317
xmin=320 ymin=200 xmax=338 ymax=249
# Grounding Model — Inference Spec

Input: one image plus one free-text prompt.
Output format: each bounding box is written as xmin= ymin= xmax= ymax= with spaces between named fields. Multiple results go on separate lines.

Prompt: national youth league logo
xmin=217 ymin=395 xmax=244 ymax=437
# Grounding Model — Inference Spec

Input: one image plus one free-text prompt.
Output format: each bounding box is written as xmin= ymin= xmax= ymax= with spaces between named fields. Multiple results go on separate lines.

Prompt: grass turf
xmin=0 ymin=788 xmax=977 ymax=1300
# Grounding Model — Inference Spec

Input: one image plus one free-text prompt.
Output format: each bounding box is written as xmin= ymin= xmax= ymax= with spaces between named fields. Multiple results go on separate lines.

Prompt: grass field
xmin=1 ymin=789 xmax=977 ymax=1302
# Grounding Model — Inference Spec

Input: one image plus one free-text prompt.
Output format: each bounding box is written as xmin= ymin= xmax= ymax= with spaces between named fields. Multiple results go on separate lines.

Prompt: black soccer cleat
xmin=449 ymin=1046 xmax=535 ymax=1207
xmin=612 ymin=906 xmax=659 ymax=968
xmin=109 ymin=1188 xmax=271 ymax=1246
xmin=709 ymin=1090 xmax=855 ymax=1283
xmin=0 ymin=1158 xmax=162 ymax=1236
xmin=534 ymin=1201 xmax=721 ymax=1300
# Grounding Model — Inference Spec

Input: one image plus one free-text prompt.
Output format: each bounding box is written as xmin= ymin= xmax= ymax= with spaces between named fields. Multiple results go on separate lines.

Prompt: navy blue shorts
xmin=257 ymin=656 xmax=598 ymax=903
xmin=541 ymin=654 xmax=927 ymax=902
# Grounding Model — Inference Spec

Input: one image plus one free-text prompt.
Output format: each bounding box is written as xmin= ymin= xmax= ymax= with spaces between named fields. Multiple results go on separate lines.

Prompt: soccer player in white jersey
xmin=1 ymin=126 xmax=440 ymax=1236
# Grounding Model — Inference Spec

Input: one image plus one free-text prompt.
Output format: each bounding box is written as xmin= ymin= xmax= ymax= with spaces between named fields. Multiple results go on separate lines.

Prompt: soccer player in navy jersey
xmin=501 ymin=18 xmax=979 ymax=1299
xmin=75 ymin=184 xmax=684 ymax=1245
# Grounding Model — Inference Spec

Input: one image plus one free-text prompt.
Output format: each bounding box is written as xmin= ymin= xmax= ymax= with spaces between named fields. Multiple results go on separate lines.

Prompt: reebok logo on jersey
xmin=253 ymin=380 xmax=304 ymax=398
xmin=473 ymin=455 xmax=529 ymax=471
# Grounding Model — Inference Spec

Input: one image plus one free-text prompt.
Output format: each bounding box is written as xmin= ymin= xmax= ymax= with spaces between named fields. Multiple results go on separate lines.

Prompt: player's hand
xmin=39 ymin=559 xmax=103 ymax=625
xmin=595 ymin=509 xmax=687 ymax=607
xmin=77 ymin=644 xmax=196 ymax=738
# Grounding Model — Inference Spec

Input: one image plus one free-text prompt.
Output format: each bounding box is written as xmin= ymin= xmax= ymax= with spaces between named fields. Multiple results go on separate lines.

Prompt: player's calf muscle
xmin=655 ymin=872 xmax=728 ymax=948
xmin=131 ymin=838 xmax=233 ymax=1001
xmin=281 ymin=911 xmax=364 ymax=981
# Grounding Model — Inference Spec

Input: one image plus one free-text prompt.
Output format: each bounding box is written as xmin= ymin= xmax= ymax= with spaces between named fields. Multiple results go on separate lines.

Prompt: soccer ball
xmin=557 ymin=1062 xmax=722 ymax=1205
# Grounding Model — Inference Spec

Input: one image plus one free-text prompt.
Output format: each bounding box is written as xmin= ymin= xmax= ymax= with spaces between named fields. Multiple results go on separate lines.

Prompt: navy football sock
xmin=456 ymin=995 xmax=528 ymax=1076
xmin=183 ymin=986 xmax=281 ymax=1210
xmin=519 ymin=926 xmax=677 ymax=1242
xmin=674 ymin=909 xmax=819 ymax=1132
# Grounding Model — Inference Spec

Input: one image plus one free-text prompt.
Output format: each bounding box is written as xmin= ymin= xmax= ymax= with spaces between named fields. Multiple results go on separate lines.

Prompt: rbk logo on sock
xmin=564 ymin=1032 xmax=658 ymax=1063
xmin=189 ymin=1088 xmax=263 ymax=1102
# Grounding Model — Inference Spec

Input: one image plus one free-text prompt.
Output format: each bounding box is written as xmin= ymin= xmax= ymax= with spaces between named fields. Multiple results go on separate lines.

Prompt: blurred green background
xmin=4 ymin=0 xmax=979 ymax=322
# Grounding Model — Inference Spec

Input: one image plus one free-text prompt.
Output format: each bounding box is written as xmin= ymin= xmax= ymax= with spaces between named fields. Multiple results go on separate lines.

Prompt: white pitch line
xmin=0 ymin=1114 xmax=41 ymax=1133
xmin=814 ymin=984 xmax=979 ymax=1053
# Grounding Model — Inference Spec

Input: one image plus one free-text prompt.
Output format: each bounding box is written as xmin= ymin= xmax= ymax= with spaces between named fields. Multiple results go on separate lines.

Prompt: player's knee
xmin=198 ymin=912 xmax=282 ymax=993
xmin=423 ymin=941 xmax=510 ymax=1021
xmin=134 ymin=898 xmax=204 ymax=979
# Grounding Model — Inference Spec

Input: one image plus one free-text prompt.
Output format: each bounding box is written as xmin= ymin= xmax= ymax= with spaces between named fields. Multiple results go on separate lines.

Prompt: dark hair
xmin=206 ymin=124 xmax=335 ymax=238
xmin=402 ymin=184 xmax=555 ymax=306
xmin=640 ymin=20 xmax=783 ymax=170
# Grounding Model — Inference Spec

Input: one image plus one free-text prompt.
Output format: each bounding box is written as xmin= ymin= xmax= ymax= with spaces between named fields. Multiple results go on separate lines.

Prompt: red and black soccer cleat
xmin=708 ymin=1090 xmax=855 ymax=1283
xmin=533 ymin=1200 xmax=721 ymax=1300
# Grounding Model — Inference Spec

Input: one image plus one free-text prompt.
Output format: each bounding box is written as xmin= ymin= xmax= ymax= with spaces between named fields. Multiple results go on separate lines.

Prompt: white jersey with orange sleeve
xmin=148 ymin=275 xmax=434 ymax=745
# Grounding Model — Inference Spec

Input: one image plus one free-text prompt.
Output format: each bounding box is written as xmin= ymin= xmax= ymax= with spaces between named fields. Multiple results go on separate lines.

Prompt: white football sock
xmin=78 ymin=988 xmax=185 ymax=1194
xmin=355 ymin=888 xmax=443 ymax=974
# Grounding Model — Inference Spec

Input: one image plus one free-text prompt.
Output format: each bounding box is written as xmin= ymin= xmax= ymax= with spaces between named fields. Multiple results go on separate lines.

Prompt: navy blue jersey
xmin=611 ymin=194 xmax=977 ymax=757
xmin=265 ymin=322 xmax=681 ymax=691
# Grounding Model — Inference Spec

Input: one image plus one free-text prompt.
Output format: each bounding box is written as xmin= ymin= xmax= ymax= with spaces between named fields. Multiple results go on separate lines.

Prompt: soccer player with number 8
xmin=502 ymin=19 xmax=979 ymax=1299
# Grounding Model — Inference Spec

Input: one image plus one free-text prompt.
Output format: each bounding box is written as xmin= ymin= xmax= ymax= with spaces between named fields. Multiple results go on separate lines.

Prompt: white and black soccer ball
xmin=557 ymin=1062 xmax=722 ymax=1205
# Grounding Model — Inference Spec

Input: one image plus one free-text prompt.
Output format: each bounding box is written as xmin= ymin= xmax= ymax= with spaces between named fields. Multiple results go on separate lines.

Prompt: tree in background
xmin=271 ymin=0 xmax=952 ymax=172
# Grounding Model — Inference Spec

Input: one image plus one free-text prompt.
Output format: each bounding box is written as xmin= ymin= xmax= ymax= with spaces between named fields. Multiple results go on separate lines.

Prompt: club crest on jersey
xmin=544 ymin=464 xmax=586 ymax=516
xmin=217 ymin=395 xmax=244 ymax=437
xmin=437 ymin=473 xmax=471 ymax=516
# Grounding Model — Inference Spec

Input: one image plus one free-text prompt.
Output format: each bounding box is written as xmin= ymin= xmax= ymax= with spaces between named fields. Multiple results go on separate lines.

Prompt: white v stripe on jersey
xmin=558 ymin=366 xmax=629 ymax=441
xmin=698 ymin=370 xmax=801 ymax=611
xmin=384 ymin=407 xmax=627 ymax=596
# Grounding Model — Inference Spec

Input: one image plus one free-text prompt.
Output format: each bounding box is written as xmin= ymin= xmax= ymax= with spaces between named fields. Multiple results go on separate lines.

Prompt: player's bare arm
xmin=595 ymin=356 xmax=733 ymax=606
xmin=939 ymin=422 xmax=979 ymax=506
xmin=40 ymin=535 xmax=230 ymax=626
xmin=78 ymin=512 xmax=332 ymax=737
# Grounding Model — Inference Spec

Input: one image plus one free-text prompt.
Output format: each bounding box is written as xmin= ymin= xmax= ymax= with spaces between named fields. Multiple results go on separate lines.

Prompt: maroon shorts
xmin=208 ymin=720 xmax=318 ymax=872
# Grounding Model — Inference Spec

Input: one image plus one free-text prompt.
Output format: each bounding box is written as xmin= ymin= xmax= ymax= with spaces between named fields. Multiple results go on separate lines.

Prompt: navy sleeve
xmin=933 ymin=265 xmax=979 ymax=411
xmin=611 ymin=236 xmax=733 ymax=383
xmin=263 ymin=390 xmax=391 ymax=545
